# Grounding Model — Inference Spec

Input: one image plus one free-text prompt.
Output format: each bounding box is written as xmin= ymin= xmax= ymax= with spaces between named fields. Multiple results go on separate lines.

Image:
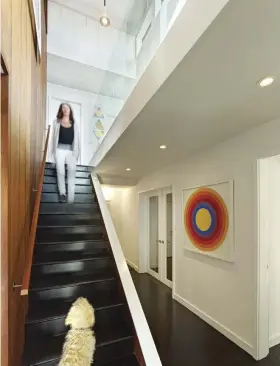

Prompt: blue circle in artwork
xmin=191 ymin=202 xmax=217 ymax=238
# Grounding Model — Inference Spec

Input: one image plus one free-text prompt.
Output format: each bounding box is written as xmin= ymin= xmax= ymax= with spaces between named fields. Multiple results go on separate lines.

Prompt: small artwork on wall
xmin=183 ymin=180 xmax=234 ymax=262
xmin=93 ymin=106 xmax=105 ymax=141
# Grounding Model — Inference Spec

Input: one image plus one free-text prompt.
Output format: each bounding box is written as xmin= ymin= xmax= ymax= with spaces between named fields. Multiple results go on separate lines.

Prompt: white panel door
xmin=147 ymin=187 xmax=173 ymax=288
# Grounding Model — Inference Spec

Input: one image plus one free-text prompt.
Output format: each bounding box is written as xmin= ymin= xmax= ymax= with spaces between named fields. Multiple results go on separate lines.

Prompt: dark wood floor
xmin=130 ymin=270 xmax=280 ymax=366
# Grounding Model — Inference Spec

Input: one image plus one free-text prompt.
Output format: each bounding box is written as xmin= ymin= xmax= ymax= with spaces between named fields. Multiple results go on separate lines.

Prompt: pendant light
xmin=100 ymin=0 xmax=110 ymax=27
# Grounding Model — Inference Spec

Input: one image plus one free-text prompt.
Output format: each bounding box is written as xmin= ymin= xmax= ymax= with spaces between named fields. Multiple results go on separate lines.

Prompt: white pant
xmin=55 ymin=148 xmax=77 ymax=203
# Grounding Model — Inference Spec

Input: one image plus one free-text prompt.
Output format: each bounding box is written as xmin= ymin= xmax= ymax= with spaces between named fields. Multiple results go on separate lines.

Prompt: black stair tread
xmin=39 ymin=203 xmax=98 ymax=214
xmin=42 ymin=183 xmax=93 ymax=194
xmin=44 ymin=168 xmax=90 ymax=178
xmin=95 ymin=355 xmax=140 ymax=366
xmin=41 ymin=193 xmax=94 ymax=203
xmin=43 ymin=176 xmax=91 ymax=185
xmin=36 ymin=233 xmax=103 ymax=243
xmin=35 ymin=238 xmax=107 ymax=246
xmin=30 ymin=272 xmax=116 ymax=291
xmin=37 ymin=223 xmax=102 ymax=230
xmin=45 ymin=163 xmax=93 ymax=172
xmin=42 ymin=190 xmax=93 ymax=195
xmin=27 ymin=295 xmax=125 ymax=324
xmin=23 ymin=326 xmax=133 ymax=366
xmin=33 ymin=251 xmax=111 ymax=265
xmin=37 ymin=215 xmax=101 ymax=228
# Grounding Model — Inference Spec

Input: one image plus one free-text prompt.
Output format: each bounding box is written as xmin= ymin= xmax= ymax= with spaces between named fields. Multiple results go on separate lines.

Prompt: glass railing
xmin=94 ymin=0 xmax=187 ymax=147
xmin=47 ymin=0 xmax=186 ymax=165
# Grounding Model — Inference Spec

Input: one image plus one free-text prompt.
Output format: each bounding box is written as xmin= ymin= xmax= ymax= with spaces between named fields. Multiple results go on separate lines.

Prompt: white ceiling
xmin=49 ymin=0 xmax=151 ymax=34
xmin=47 ymin=53 xmax=135 ymax=100
xmin=96 ymin=0 xmax=280 ymax=184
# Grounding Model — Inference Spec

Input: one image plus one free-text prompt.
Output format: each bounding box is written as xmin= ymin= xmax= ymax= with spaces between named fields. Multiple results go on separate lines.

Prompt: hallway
xmin=130 ymin=270 xmax=280 ymax=366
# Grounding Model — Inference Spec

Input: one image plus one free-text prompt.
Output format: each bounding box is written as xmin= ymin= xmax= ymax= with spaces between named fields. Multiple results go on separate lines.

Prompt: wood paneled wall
xmin=1 ymin=1 xmax=47 ymax=365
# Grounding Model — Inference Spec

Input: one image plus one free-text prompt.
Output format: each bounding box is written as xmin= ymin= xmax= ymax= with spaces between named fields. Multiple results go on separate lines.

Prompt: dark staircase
xmin=22 ymin=163 xmax=140 ymax=366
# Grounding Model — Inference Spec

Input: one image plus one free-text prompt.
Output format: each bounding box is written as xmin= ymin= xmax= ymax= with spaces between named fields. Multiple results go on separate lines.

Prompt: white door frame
xmin=138 ymin=186 xmax=174 ymax=289
xmin=146 ymin=189 xmax=162 ymax=282
xmin=161 ymin=187 xmax=173 ymax=288
xmin=256 ymin=157 xmax=270 ymax=360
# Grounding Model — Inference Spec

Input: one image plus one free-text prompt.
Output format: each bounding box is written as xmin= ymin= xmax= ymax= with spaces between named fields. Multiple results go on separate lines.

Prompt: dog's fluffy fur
xmin=58 ymin=297 xmax=96 ymax=366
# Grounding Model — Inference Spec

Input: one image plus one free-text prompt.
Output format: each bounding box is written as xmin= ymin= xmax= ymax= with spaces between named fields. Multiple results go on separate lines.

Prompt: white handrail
xmin=92 ymin=175 xmax=162 ymax=366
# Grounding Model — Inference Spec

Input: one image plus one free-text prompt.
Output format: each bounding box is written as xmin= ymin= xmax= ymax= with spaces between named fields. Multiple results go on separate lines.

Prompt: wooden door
xmin=1 ymin=56 xmax=9 ymax=366
xmin=1 ymin=55 xmax=27 ymax=366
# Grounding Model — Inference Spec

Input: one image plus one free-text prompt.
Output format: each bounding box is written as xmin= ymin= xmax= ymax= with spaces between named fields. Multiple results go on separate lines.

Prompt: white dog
xmin=58 ymin=297 xmax=96 ymax=366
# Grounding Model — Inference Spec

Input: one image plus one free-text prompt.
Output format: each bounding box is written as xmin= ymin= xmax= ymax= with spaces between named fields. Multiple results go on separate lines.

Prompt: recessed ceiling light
xmin=258 ymin=76 xmax=274 ymax=87
xmin=126 ymin=168 xmax=131 ymax=171
xmin=160 ymin=145 xmax=167 ymax=149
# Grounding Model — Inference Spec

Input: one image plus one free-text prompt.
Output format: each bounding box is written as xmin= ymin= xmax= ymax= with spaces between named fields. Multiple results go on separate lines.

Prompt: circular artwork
xmin=184 ymin=187 xmax=229 ymax=251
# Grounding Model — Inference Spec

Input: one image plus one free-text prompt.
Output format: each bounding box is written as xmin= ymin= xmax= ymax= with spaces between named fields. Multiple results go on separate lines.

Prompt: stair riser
xmin=34 ymin=242 xmax=109 ymax=257
xmin=45 ymin=168 xmax=90 ymax=179
xmin=41 ymin=193 xmax=94 ymax=203
xmin=29 ymin=280 xmax=118 ymax=302
xmin=95 ymin=305 xmax=128 ymax=329
xmin=95 ymin=338 xmax=134 ymax=364
xmin=31 ymin=258 xmax=114 ymax=276
xmin=43 ymin=184 xmax=93 ymax=194
xmin=39 ymin=203 xmax=99 ymax=215
xmin=32 ymin=361 xmax=57 ymax=366
xmin=26 ymin=305 xmax=127 ymax=338
xmin=38 ymin=214 xmax=101 ymax=227
xmin=27 ymin=337 xmax=134 ymax=366
xmin=43 ymin=176 xmax=91 ymax=185
xmin=45 ymin=163 xmax=93 ymax=173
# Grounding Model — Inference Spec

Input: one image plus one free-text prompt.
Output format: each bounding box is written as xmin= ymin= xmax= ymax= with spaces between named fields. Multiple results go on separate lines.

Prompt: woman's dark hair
xmin=56 ymin=103 xmax=75 ymax=124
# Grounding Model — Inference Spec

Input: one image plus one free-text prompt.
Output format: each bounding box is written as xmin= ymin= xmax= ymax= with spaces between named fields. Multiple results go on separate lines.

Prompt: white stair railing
xmin=92 ymin=174 xmax=162 ymax=366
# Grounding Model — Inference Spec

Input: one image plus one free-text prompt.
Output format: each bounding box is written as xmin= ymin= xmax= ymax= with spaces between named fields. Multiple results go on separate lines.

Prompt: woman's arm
xmin=50 ymin=120 xmax=57 ymax=162
xmin=76 ymin=123 xmax=81 ymax=161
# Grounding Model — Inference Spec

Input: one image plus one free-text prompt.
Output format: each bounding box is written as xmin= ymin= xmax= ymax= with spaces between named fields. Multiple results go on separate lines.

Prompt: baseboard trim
xmin=269 ymin=334 xmax=280 ymax=348
xmin=173 ymin=293 xmax=254 ymax=357
xmin=126 ymin=259 xmax=139 ymax=272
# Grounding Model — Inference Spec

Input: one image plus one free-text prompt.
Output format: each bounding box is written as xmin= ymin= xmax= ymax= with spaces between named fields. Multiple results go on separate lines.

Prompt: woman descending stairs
xmin=22 ymin=163 xmax=140 ymax=366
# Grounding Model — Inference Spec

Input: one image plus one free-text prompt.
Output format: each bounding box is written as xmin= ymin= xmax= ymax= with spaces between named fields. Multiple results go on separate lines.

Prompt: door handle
xmin=13 ymin=281 xmax=22 ymax=292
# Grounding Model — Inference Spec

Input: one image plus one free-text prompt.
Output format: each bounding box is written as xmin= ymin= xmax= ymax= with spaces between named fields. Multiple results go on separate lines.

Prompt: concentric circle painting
xmin=183 ymin=182 xmax=234 ymax=261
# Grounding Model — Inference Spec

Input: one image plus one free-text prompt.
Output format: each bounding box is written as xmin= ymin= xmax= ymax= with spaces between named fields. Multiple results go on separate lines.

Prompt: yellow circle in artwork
xmin=195 ymin=208 xmax=212 ymax=231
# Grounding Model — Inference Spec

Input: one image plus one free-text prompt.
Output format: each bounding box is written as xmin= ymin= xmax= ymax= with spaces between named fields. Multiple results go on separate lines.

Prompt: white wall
xmin=101 ymin=185 xmax=139 ymax=269
xmin=48 ymin=2 xmax=136 ymax=79
xmin=101 ymin=185 xmax=124 ymax=243
xmin=106 ymin=117 xmax=280 ymax=358
xmin=46 ymin=83 xmax=124 ymax=165
xmin=264 ymin=156 xmax=280 ymax=348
